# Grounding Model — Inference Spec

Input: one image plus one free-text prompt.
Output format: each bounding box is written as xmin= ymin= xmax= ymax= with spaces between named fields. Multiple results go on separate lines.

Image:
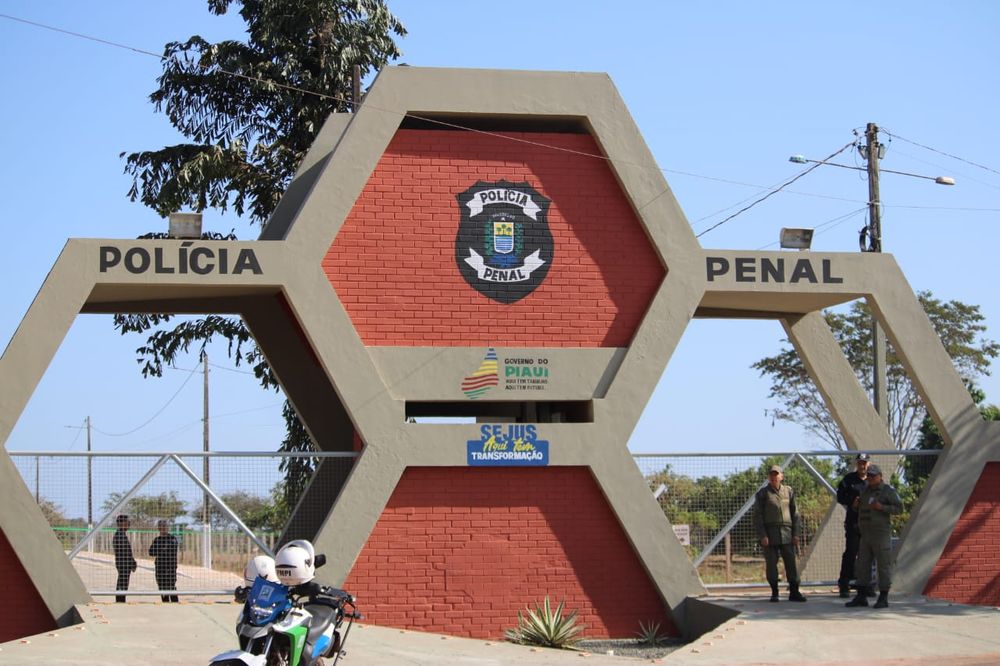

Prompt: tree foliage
xmin=101 ymin=491 xmax=188 ymax=527
xmin=648 ymin=456 xmax=836 ymax=557
xmin=115 ymin=1 xmax=406 ymax=503
xmin=190 ymin=488 xmax=286 ymax=532
xmin=752 ymin=292 xmax=998 ymax=450
xmin=122 ymin=0 xmax=405 ymax=223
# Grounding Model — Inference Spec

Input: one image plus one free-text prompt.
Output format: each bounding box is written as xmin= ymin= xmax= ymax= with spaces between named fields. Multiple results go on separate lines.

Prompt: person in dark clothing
xmin=149 ymin=520 xmax=180 ymax=602
xmin=753 ymin=465 xmax=807 ymax=603
xmin=836 ymin=453 xmax=870 ymax=597
xmin=113 ymin=514 xmax=136 ymax=603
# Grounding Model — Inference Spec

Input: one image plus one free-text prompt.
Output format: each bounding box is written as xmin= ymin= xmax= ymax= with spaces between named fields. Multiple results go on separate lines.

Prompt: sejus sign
xmin=706 ymin=256 xmax=843 ymax=284
xmin=99 ymin=243 xmax=262 ymax=275
xmin=467 ymin=424 xmax=549 ymax=466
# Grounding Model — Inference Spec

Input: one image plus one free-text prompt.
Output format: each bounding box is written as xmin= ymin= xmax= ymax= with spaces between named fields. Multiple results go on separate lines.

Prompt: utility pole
xmin=863 ymin=123 xmax=889 ymax=430
xmin=86 ymin=415 xmax=93 ymax=527
xmin=202 ymin=350 xmax=212 ymax=569
xmin=87 ymin=415 xmax=93 ymax=553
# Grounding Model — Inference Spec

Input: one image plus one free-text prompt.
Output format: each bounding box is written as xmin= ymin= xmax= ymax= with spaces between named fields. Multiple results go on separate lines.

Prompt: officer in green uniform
xmin=753 ymin=464 xmax=807 ymax=602
xmin=845 ymin=463 xmax=902 ymax=609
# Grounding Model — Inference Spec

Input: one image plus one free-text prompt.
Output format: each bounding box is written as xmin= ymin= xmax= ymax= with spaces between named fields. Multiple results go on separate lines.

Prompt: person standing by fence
xmin=836 ymin=453 xmax=870 ymax=597
xmin=113 ymin=515 xmax=136 ymax=603
xmin=845 ymin=464 xmax=902 ymax=609
xmin=753 ymin=465 xmax=807 ymax=603
xmin=149 ymin=519 xmax=180 ymax=602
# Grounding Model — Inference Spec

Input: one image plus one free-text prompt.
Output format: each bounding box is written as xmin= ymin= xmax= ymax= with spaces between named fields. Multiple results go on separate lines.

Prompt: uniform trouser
xmin=763 ymin=543 xmax=799 ymax=586
xmin=116 ymin=569 xmax=131 ymax=603
xmin=156 ymin=570 xmax=179 ymax=603
xmin=839 ymin=525 xmax=861 ymax=586
xmin=855 ymin=532 xmax=892 ymax=591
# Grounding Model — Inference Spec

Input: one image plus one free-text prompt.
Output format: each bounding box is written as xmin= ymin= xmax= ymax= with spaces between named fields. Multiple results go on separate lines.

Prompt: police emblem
xmin=455 ymin=180 xmax=554 ymax=303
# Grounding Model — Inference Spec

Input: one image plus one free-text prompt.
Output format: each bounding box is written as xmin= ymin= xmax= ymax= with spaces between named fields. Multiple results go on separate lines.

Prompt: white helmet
xmin=274 ymin=540 xmax=316 ymax=586
xmin=244 ymin=555 xmax=279 ymax=586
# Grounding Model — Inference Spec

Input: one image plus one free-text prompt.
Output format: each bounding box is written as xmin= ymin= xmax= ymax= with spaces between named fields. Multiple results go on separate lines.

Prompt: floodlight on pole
xmin=779 ymin=227 xmax=814 ymax=250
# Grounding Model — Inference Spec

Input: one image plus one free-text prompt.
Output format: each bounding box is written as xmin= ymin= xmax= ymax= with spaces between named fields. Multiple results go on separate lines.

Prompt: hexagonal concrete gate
xmin=3 ymin=67 xmax=1000 ymax=643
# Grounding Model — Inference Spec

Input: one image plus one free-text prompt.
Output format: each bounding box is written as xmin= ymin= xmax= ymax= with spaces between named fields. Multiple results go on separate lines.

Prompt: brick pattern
xmin=924 ymin=462 xmax=1000 ymax=605
xmin=324 ymin=130 xmax=664 ymax=347
xmin=343 ymin=467 xmax=676 ymax=639
xmin=0 ymin=528 xmax=56 ymax=642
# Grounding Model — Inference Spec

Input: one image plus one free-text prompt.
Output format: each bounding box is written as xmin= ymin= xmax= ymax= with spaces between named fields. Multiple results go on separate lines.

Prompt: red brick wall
xmin=324 ymin=130 xmax=664 ymax=347
xmin=0 ymin=528 xmax=56 ymax=643
xmin=343 ymin=467 xmax=676 ymax=639
xmin=924 ymin=462 xmax=1000 ymax=605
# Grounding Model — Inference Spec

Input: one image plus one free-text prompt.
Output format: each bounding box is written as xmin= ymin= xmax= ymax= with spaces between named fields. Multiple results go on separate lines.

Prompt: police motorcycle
xmin=210 ymin=540 xmax=361 ymax=666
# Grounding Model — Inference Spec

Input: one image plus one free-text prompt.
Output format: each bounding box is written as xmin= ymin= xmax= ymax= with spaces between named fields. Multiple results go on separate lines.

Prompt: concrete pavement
xmin=4 ymin=590 xmax=1000 ymax=664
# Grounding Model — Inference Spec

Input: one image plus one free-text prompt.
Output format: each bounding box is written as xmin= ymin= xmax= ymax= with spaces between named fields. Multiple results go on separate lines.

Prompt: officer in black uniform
xmin=113 ymin=514 xmax=137 ymax=603
xmin=836 ymin=453 xmax=870 ymax=597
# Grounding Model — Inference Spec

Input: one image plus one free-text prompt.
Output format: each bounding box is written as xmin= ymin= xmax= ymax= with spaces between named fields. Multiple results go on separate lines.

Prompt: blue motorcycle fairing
xmin=244 ymin=577 xmax=291 ymax=627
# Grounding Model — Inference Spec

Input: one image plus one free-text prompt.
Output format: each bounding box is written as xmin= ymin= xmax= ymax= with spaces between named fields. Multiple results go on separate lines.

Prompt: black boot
xmin=769 ymin=583 xmax=779 ymax=603
xmin=845 ymin=588 xmax=869 ymax=607
xmin=838 ymin=583 xmax=851 ymax=598
xmin=788 ymin=583 xmax=807 ymax=602
xmin=874 ymin=590 xmax=889 ymax=609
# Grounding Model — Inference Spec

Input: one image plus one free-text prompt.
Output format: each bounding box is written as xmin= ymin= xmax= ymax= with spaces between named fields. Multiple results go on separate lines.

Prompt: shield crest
xmin=455 ymin=180 xmax=554 ymax=304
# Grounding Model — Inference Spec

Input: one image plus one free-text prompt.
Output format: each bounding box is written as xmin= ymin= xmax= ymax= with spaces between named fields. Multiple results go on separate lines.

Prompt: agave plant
xmin=505 ymin=597 xmax=584 ymax=649
xmin=635 ymin=620 xmax=666 ymax=646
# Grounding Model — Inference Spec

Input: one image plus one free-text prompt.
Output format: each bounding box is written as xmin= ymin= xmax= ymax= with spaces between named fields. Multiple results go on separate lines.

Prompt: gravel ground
xmin=576 ymin=638 xmax=685 ymax=660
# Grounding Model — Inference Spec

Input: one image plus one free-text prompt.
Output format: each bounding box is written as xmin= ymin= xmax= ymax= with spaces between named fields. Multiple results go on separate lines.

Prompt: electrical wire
xmin=883 ymin=129 xmax=1000 ymax=178
xmin=64 ymin=420 xmax=85 ymax=451
xmin=755 ymin=206 xmax=867 ymax=250
xmin=0 ymin=12 xmax=899 ymax=211
xmin=3 ymin=14 xmax=995 ymax=228
xmin=695 ymin=141 xmax=857 ymax=238
xmin=92 ymin=364 xmax=199 ymax=437
xmin=888 ymin=147 xmax=1000 ymax=192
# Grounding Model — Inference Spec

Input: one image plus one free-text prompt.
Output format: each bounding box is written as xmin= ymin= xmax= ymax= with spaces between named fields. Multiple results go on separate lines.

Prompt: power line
xmin=696 ymin=141 xmax=857 ymax=238
xmin=0 ymin=13 xmax=922 ymax=215
xmin=92 ymin=364 xmax=199 ymax=437
xmin=755 ymin=207 xmax=867 ymax=250
xmin=64 ymin=420 xmax=86 ymax=451
xmin=3 ymin=13 xmax=995 ymax=231
xmin=888 ymin=147 xmax=1000 ymax=192
xmin=883 ymin=129 xmax=1000 ymax=178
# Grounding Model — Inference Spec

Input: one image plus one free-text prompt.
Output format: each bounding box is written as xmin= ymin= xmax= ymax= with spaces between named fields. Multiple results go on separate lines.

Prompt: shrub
xmin=505 ymin=597 xmax=584 ymax=649
xmin=635 ymin=620 xmax=667 ymax=646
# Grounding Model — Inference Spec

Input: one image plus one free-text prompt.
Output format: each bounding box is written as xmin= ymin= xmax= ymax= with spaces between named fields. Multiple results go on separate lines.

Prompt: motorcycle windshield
xmin=245 ymin=577 xmax=291 ymax=626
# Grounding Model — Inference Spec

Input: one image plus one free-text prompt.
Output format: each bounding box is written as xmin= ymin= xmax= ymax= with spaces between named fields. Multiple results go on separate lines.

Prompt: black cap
xmin=855 ymin=453 xmax=871 ymax=461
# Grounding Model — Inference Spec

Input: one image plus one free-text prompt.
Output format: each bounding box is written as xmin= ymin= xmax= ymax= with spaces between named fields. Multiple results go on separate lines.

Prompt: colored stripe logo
xmin=462 ymin=348 xmax=499 ymax=399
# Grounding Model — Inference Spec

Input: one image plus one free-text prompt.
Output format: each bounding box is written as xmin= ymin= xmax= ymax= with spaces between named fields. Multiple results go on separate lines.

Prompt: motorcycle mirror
xmin=314 ymin=553 xmax=327 ymax=568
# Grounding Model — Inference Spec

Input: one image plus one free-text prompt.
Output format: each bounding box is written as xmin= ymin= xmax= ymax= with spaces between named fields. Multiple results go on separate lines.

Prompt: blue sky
xmin=2 ymin=1 xmax=998 ymax=458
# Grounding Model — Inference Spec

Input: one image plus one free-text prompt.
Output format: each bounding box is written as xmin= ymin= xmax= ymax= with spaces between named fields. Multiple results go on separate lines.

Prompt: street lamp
xmin=789 ymin=123 xmax=954 ymax=430
xmin=788 ymin=155 xmax=955 ymax=186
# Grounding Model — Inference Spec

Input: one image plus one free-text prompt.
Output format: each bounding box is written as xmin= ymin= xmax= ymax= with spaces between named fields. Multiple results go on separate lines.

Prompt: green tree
xmin=648 ymin=457 xmax=835 ymax=559
xmin=752 ymin=292 xmax=998 ymax=450
xmin=190 ymin=489 xmax=283 ymax=532
xmin=101 ymin=491 xmax=188 ymax=527
xmin=114 ymin=0 xmax=406 ymax=509
xmin=38 ymin=498 xmax=69 ymax=526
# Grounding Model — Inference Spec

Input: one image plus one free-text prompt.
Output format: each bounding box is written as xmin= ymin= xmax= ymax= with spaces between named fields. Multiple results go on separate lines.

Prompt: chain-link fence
xmin=10 ymin=451 xmax=356 ymax=597
xmin=635 ymin=450 xmax=940 ymax=587
xmin=11 ymin=449 xmax=939 ymax=597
